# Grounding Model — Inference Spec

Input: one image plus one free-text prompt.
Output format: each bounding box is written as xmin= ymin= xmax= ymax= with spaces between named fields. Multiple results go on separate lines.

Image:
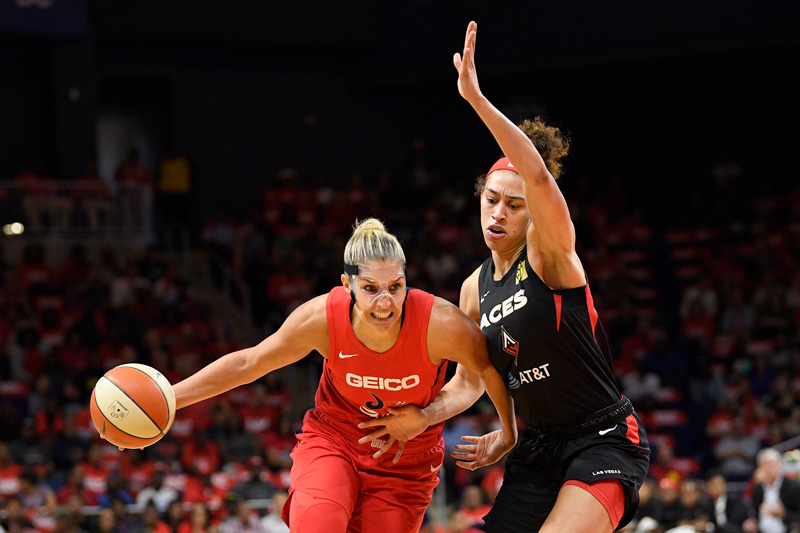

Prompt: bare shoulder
xmin=459 ymin=266 xmax=482 ymax=322
xmin=278 ymin=293 xmax=330 ymax=356
xmin=428 ymin=296 xmax=483 ymax=364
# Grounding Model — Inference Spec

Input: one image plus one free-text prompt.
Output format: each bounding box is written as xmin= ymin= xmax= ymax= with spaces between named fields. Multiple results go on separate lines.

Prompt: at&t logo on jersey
xmin=480 ymin=289 xmax=528 ymax=329
xmin=519 ymin=364 xmax=551 ymax=384
xmin=346 ymin=373 xmax=420 ymax=391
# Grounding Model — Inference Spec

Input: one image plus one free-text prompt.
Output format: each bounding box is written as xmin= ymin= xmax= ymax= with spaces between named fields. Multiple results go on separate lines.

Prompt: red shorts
xmin=282 ymin=409 xmax=444 ymax=533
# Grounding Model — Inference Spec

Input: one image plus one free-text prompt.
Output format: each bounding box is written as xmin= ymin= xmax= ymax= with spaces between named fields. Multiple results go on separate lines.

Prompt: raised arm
xmin=173 ymin=295 xmax=329 ymax=409
xmin=455 ymin=21 xmax=581 ymax=278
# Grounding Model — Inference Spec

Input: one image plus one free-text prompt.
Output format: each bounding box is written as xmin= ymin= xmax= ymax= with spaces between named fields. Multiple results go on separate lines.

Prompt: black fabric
xmin=477 ymin=248 xmax=621 ymax=428
xmin=483 ymin=407 xmax=650 ymax=532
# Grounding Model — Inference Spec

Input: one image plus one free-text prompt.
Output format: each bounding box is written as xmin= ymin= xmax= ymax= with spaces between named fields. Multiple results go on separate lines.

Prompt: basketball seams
xmin=101 ymin=374 xmax=167 ymax=437
xmin=120 ymin=364 xmax=172 ymax=434
xmin=89 ymin=363 xmax=175 ymax=449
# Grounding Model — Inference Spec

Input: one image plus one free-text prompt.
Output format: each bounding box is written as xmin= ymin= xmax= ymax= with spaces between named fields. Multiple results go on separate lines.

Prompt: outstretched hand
xmin=453 ymin=21 xmax=483 ymax=105
xmin=452 ymin=430 xmax=515 ymax=471
xmin=357 ymin=405 xmax=429 ymax=463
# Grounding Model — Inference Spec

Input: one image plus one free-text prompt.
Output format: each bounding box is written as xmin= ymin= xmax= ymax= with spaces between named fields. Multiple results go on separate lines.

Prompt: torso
xmin=313 ymin=287 xmax=448 ymax=437
xmin=477 ymin=247 xmax=621 ymax=429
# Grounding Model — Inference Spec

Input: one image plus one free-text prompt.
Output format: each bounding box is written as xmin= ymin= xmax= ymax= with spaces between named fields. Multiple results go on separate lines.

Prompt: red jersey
xmin=316 ymin=287 xmax=447 ymax=443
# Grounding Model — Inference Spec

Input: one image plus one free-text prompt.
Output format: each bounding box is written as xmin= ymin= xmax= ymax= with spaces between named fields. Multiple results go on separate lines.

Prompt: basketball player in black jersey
xmin=358 ymin=21 xmax=650 ymax=532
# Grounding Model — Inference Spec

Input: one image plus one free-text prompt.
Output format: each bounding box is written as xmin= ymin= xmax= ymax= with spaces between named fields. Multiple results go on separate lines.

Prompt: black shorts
xmin=483 ymin=397 xmax=650 ymax=533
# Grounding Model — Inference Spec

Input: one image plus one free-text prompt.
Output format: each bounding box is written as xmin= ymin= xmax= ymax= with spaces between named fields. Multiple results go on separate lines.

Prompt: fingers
xmin=453 ymin=52 xmax=462 ymax=71
xmin=357 ymin=418 xmax=383 ymax=429
xmin=460 ymin=435 xmax=480 ymax=443
xmin=357 ymin=428 xmax=388 ymax=445
xmin=452 ymin=447 xmax=476 ymax=456
xmin=372 ymin=437 xmax=393 ymax=459
xmin=392 ymin=441 xmax=405 ymax=464
xmin=455 ymin=460 xmax=477 ymax=471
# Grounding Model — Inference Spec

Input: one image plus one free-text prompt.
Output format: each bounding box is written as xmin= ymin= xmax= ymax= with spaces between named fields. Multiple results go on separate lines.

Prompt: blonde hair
xmin=343 ymin=218 xmax=406 ymax=271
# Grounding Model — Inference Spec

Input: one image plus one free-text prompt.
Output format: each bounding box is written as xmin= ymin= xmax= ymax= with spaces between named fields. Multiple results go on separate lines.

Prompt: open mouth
xmin=371 ymin=311 xmax=393 ymax=320
xmin=486 ymin=225 xmax=506 ymax=238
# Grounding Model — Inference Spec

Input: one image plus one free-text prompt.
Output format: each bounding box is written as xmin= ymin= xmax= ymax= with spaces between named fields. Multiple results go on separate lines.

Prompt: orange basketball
xmin=90 ymin=363 xmax=176 ymax=449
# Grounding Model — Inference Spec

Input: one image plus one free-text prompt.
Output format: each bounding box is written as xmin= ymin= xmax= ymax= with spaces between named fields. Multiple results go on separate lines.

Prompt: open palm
xmin=452 ymin=430 xmax=514 ymax=471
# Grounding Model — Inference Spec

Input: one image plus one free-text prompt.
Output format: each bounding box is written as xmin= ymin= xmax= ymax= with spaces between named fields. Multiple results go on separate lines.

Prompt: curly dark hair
xmin=474 ymin=117 xmax=571 ymax=196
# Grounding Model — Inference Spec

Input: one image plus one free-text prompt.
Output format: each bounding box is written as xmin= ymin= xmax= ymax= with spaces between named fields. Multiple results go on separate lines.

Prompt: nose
xmin=491 ymin=204 xmax=507 ymax=221
xmin=374 ymin=293 xmax=393 ymax=308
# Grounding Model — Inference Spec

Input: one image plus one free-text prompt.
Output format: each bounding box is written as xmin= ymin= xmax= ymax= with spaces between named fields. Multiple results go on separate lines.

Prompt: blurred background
xmin=0 ymin=1 xmax=799 ymax=532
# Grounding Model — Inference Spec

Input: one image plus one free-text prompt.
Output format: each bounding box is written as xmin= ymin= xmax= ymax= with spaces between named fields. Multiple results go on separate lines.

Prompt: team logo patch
xmin=507 ymin=372 xmax=521 ymax=389
xmin=515 ymin=261 xmax=528 ymax=285
xmin=501 ymin=326 xmax=519 ymax=366
xmin=365 ymin=392 xmax=384 ymax=410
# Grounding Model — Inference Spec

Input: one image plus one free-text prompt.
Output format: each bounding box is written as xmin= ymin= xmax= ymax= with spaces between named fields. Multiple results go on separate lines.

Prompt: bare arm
xmin=173 ymin=295 xmax=328 ymax=409
xmin=359 ymin=272 xmax=517 ymax=467
xmin=455 ymin=21 xmax=583 ymax=287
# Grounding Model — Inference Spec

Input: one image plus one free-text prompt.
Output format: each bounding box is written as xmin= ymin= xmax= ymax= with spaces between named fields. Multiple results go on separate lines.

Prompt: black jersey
xmin=478 ymin=248 xmax=621 ymax=429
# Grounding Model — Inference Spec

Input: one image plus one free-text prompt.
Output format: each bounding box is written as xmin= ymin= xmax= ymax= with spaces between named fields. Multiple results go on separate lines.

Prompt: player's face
xmin=480 ymin=171 xmax=531 ymax=252
xmin=345 ymin=260 xmax=407 ymax=332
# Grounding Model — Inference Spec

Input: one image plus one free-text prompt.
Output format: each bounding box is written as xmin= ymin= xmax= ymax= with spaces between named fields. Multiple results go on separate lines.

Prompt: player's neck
xmin=491 ymin=243 xmax=525 ymax=280
xmin=351 ymin=317 xmax=402 ymax=354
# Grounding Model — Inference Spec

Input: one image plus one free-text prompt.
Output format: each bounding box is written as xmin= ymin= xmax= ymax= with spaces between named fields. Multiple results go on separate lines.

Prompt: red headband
xmin=487 ymin=157 xmax=518 ymax=176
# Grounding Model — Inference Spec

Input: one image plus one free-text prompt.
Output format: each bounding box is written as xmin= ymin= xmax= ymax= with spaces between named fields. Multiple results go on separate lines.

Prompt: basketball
xmin=90 ymin=363 xmax=176 ymax=449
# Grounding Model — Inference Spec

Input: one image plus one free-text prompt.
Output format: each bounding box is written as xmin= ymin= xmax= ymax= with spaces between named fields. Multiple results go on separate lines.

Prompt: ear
xmin=341 ymin=274 xmax=351 ymax=292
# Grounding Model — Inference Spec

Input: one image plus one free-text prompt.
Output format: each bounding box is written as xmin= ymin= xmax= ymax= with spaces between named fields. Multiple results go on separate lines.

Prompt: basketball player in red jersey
xmin=360 ymin=22 xmax=650 ymax=533
xmin=168 ymin=218 xmax=517 ymax=533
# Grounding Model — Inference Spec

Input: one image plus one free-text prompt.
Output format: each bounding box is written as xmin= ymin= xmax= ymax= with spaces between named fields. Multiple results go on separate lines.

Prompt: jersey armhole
xmin=325 ymin=288 xmax=340 ymax=365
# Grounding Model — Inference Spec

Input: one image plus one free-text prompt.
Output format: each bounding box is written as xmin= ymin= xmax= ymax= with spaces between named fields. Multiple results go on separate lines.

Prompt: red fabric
xmin=180 ymin=440 xmax=221 ymax=475
xmin=625 ymin=413 xmax=641 ymax=446
xmin=319 ymin=287 xmax=444 ymax=424
xmin=78 ymin=463 xmax=110 ymax=505
xmin=119 ymin=458 xmax=157 ymax=497
xmin=284 ymin=410 xmax=443 ymax=532
xmin=0 ymin=464 xmax=23 ymax=497
xmin=487 ymin=157 xmax=518 ymax=176
xmin=553 ymin=294 xmax=563 ymax=331
xmin=564 ymin=479 xmax=625 ymax=528
xmin=237 ymin=404 xmax=279 ymax=435
xmin=181 ymin=475 xmax=227 ymax=506
xmin=585 ymin=283 xmax=599 ymax=340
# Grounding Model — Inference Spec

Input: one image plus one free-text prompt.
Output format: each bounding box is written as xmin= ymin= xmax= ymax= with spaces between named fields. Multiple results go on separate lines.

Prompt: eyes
xmin=485 ymin=196 xmax=522 ymax=210
xmin=361 ymin=283 xmax=404 ymax=294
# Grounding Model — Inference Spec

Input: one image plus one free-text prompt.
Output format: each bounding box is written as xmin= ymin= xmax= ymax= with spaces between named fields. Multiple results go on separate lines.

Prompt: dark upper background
xmin=1 ymin=0 xmax=799 ymax=225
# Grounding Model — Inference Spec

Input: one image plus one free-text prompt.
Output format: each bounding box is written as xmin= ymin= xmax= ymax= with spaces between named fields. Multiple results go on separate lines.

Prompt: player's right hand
xmin=451 ymin=430 xmax=514 ymax=471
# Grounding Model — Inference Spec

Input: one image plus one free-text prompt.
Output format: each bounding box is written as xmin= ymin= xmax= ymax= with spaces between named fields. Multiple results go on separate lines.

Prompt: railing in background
xmin=0 ymin=181 xmax=153 ymax=242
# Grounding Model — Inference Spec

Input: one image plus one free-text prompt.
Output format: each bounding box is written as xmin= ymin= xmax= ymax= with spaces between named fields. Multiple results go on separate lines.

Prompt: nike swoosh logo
xmin=339 ymin=351 xmax=359 ymax=359
xmin=598 ymin=425 xmax=617 ymax=436
xmin=430 ymin=463 xmax=443 ymax=472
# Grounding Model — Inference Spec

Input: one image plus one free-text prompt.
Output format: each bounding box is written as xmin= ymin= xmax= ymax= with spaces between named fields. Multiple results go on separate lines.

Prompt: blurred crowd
xmin=1 ymin=140 xmax=799 ymax=532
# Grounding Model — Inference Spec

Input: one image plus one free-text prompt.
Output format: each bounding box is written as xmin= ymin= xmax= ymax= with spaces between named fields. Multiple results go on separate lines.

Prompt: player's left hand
xmin=357 ymin=405 xmax=429 ymax=463
xmin=451 ymin=430 xmax=514 ymax=471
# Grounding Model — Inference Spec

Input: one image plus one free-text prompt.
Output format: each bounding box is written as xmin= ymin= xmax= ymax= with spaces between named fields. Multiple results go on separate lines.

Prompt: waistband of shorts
xmin=310 ymin=408 xmax=443 ymax=454
xmin=523 ymin=396 xmax=633 ymax=440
